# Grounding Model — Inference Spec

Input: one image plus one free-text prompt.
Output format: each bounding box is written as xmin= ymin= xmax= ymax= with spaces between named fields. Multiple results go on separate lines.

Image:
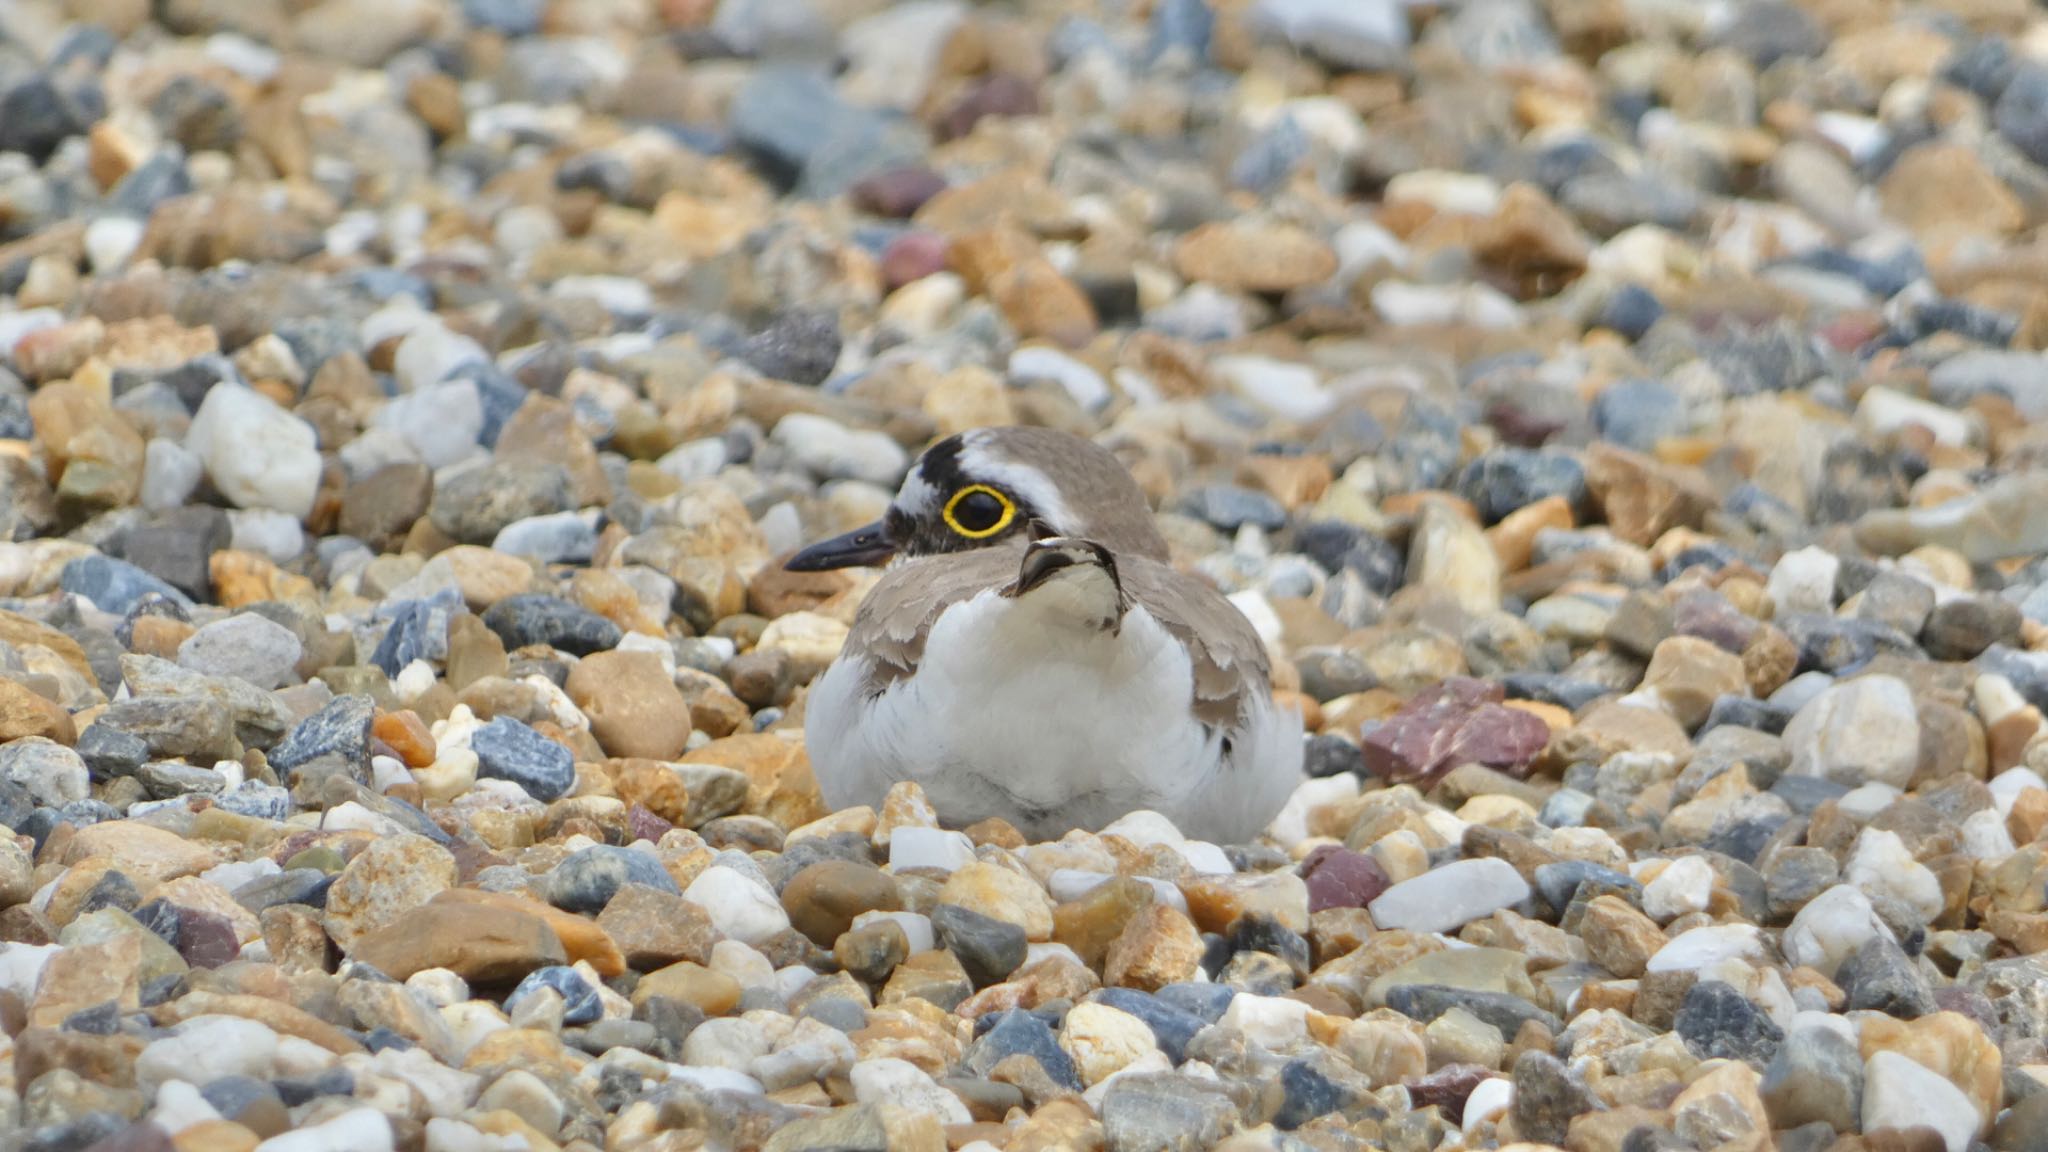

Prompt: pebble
xmin=1367 ymin=858 xmax=1531 ymax=935
xmin=184 ymin=385 xmax=322 ymax=519
xmin=1863 ymin=1051 xmax=1980 ymax=1152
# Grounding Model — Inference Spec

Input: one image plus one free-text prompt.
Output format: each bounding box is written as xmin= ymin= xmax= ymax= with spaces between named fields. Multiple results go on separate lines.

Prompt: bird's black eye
xmin=944 ymin=484 xmax=1016 ymax=538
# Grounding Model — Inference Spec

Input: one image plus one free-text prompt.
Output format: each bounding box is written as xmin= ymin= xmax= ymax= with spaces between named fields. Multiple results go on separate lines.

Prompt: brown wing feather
xmin=843 ymin=546 xmax=1026 ymax=688
xmin=842 ymin=541 xmax=1270 ymax=731
xmin=1115 ymin=556 xmax=1272 ymax=730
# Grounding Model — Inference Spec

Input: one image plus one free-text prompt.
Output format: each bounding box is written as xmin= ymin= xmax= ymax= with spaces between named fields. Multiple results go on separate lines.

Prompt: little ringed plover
xmin=788 ymin=426 xmax=1305 ymax=843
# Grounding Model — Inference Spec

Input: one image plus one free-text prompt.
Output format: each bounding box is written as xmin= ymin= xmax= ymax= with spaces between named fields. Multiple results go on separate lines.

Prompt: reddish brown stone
xmin=628 ymin=804 xmax=674 ymax=845
xmin=941 ymin=74 xmax=1040 ymax=140
xmin=1407 ymin=1063 xmax=1493 ymax=1123
xmin=881 ymin=232 xmax=949 ymax=290
xmin=852 ymin=167 xmax=948 ymax=219
xmin=1359 ymin=677 xmax=1552 ymax=786
xmin=1299 ymin=846 xmax=1391 ymax=913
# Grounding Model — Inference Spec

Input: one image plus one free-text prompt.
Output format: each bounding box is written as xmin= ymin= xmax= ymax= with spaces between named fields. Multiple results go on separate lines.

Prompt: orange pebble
xmin=372 ymin=710 xmax=436 ymax=768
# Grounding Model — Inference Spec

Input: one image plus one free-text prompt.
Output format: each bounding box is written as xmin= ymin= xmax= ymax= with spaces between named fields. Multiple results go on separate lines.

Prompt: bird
xmin=785 ymin=425 xmax=1305 ymax=844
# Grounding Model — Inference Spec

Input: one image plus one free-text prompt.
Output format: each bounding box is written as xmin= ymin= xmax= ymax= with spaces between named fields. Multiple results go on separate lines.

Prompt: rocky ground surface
xmin=6 ymin=0 xmax=2048 ymax=1150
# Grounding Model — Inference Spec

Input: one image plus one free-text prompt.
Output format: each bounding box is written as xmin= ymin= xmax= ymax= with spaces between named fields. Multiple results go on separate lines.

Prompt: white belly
xmin=804 ymin=589 xmax=1302 ymax=843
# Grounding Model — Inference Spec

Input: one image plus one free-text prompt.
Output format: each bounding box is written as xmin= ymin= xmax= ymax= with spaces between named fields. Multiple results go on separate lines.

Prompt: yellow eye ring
xmin=943 ymin=484 xmax=1017 ymax=539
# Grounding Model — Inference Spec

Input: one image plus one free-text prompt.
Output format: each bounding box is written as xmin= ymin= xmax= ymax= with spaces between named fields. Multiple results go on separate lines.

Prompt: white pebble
xmin=850 ymin=911 xmax=935 ymax=954
xmin=229 ymin=508 xmax=305 ymax=562
xmin=1218 ymin=993 xmax=1311 ymax=1048
xmin=1463 ymin=1077 xmax=1514 ymax=1138
xmin=185 ymin=385 xmax=322 ymax=518
xmin=1209 ymin=355 xmax=1332 ymax=424
xmin=84 ymin=216 xmax=145 ymax=273
xmin=684 ymin=867 xmax=791 ymax=946
xmin=1009 ymin=346 xmax=1110 ymax=412
xmin=141 ymin=438 xmax=205 ymax=512
xmin=394 ymin=323 xmax=488 ymax=392
xmin=1863 ymin=1051 xmax=1980 ymax=1152
xmin=1783 ymin=884 xmax=1893 ymax=977
xmin=851 ymin=1057 xmax=972 ymax=1125
xmin=888 ymin=826 xmax=976 ymax=873
xmin=253 ymin=1107 xmax=395 ymax=1152
xmin=150 ymin=1079 xmax=222 ymax=1135
xmin=1991 ymin=767 xmax=2047 ymax=815
xmin=1367 ymin=857 xmax=1530 ymax=935
xmin=1641 ymin=856 xmax=1714 ymax=922
xmin=771 ymin=413 xmax=909 ymax=487
xmin=1845 ymin=827 xmax=1944 ymax=922
xmin=138 ymin=1016 xmax=280 ymax=1090
xmin=1646 ymin=924 xmax=1770 ymax=974
xmin=1767 ymin=545 xmax=1839 ymax=616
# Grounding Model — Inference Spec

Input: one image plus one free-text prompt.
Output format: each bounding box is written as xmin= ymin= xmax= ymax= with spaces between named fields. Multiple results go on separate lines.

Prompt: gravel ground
xmin=2 ymin=0 xmax=2048 ymax=1150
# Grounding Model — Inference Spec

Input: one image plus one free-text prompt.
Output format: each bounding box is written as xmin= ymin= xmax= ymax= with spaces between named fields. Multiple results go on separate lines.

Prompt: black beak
xmin=1010 ymin=537 xmax=1120 ymax=597
xmin=785 ymin=519 xmax=897 ymax=571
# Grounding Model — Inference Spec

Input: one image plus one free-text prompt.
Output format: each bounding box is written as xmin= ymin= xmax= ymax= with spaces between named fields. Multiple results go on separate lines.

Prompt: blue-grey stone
xmin=1907 ymin=296 xmax=2018 ymax=347
xmin=1231 ymin=115 xmax=1309 ymax=194
xmin=1676 ymin=980 xmax=1784 ymax=1064
xmin=1294 ymin=520 xmax=1402 ymax=596
xmin=1456 ymin=449 xmax=1585 ymax=524
xmin=1095 ymin=988 xmax=1207 ymax=1063
xmin=1761 ymin=766 xmax=1859 ymax=811
xmin=0 ymin=393 xmax=29 ymax=440
xmin=1156 ymin=981 xmax=1235 ymax=1023
xmin=1247 ymin=0 xmax=1408 ymax=71
xmin=508 ymin=965 xmax=602 ymax=1026
xmin=75 ymin=724 xmax=146 ymax=780
xmin=1177 ymin=484 xmax=1287 ymax=533
xmin=1100 ymin=1074 xmax=1240 ymax=1151
xmin=111 ymin=152 xmax=194 ymax=220
xmin=269 ymin=694 xmax=376 ymax=774
xmin=60 ymin=554 xmax=193 ymax=615
xmin=275 ymin=1068 xmax=355 ymax=1108
xmin=1501 ymin=673 xmax=1610 ymax=712
xmin=369 ymin=591 xmax=461 ymax=677
xmin=447 ymin=362 xmax=527 ymax=449
xmin=1998 ymin=65 xmax=2048 ymax=168
xmin=1592 ymin=378 xmax=1687 ymax=452
xmin=1836 ymin=936 xmax=1936 ymax=1019
xmin=473 ymin=716 xmax=576 ymax=801
xmin=1777 ymin=614 xmax=1921 ymax=673
xmin=211 ymin=783 xmax=291 ymax=821
xmin=462 ymin=0 xmax=545 ymax=34
xmin=1385 ymin=984 xmax=1561 ymax=1036
xmin=730 ymin=66 xmax=923 ymax=197
xmin=932 ymin=903 xmax=1028 ymax=989
xmin=492 ymin=513 xmax=598 ymax=564
xmin=198 ymin=1077 xmax=286 ymax=1132
xmin=1532 ymin=860 xmax=1640 ymax=914
xmin=1304 ymin=732 xmax=1366 ymax=779
xmin=548 ymin=846 xmax=679 ymax=914
xmin=233 ymin=869 xmax=333 ymax=914
xmin=1147 ymin=0 xmax=1213 ymax=63
xmin=742 ymin=309 xmax=841 ymax=387
xmin=0 ymin=74 xmax=97 ymax=161
xmin=1561 ymin=171 xmax=1701 ymax=235
xmin=1700 ymin=695 xmax=1791 ymax=737
xmin=1597 ymin=284 xmax=1663 ymax=341
xmin=1271 ymin=1052 xmax=1377 ymax=1129
xmin=962 ymin=1010 xmax=1081 ymax=1091
xmin=480 ymin=595 xmax=621 ymax=657
xmin=1709 ymin=1 xmax=1824 ymax=67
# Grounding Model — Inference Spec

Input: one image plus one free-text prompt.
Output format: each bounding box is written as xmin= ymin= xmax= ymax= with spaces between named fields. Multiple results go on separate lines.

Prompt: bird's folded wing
xmin=1117 ymin=556 xmax=1273 ymax=730
xmin=844 ymin=547 xmax=1026 ymax=687
xmin=841 ymin=545 xmax=1272 ymax=731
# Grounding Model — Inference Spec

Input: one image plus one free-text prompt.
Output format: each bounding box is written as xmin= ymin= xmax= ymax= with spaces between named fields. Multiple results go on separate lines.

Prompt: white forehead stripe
xmin=957 ymin=437 xmax=1080 ymax=535
xmin=895 ymin=468 xmax=941 ymax=516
